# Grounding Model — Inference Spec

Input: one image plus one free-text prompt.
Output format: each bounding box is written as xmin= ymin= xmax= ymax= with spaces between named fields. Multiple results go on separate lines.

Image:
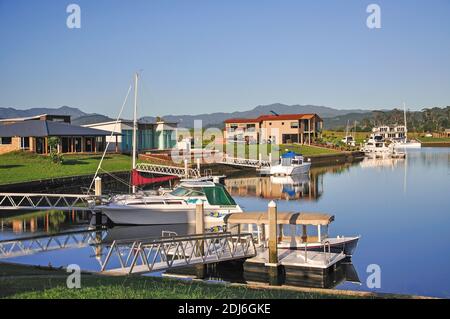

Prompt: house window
xmin=290 ymin=122 xmax=299 ymax=129
xmin=20 ymin=137 xmax=30 ymax=149
xmin=0 ymin=137 xmax=12 ymax=145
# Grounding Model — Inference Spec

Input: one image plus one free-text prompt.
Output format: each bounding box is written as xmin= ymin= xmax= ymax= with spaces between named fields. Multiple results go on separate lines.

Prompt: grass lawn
xmin=322 ymin=130 xmax=370 ymax=145
xmin=279 ymin=144 xmax=341 ymax=157
xmin=0 ymin=263 xmax=354 ymax=299
xmin=0 ymin=151 xmax=132 ymax=185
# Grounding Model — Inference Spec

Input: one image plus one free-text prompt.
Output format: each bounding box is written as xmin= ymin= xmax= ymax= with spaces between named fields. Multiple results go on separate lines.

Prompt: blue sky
xmin=0 ymin=0 xmax=449 ymax=118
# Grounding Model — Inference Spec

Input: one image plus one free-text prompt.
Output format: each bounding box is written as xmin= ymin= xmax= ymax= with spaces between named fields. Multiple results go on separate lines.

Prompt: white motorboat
xmin=225 ymin=212 xmax=360 ymax=257
xmin=100 ymin=180 xmax=243 ymax=225
xmin=260 ymin=151 xmax=311 ymax=176
xmin=361 ymin=134 xmax=391 ymax=155
xmin=362 ymin=134 xmax=406 ymax=159
xmin=341 ymin=135 xmax=356 ymax=147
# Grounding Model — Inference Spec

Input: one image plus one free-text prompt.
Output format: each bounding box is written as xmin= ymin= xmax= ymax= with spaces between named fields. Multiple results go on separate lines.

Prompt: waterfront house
xmin=371 ymin=125 xmax=406 ymax=140
xmin=224 ymin=113 xmax=323 ymax=144
xmin=0 ymin=114 xmax=112 ymax=155
xmin=82 ymin=119 xmax=177 ymax=153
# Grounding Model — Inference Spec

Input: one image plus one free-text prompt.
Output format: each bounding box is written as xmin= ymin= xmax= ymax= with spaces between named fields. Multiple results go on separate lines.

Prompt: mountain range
xmin=0 ymin=104 xmax=375 ymax=129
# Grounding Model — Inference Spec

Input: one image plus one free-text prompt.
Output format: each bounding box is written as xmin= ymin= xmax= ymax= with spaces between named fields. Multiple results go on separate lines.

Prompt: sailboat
xmin=341 ymin=120 xmax=356 ymax=146
xmin=393 ymin=102 xmax=421 ymax=149
xmin=98 ymin=73 xmax=243 ymax=225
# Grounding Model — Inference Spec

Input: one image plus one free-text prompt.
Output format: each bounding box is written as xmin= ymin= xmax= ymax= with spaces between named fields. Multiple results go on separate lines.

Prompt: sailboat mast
xmin=132 ymin=72 xmax=139 ymax=193
xmin=403 ymin=102 xmax=408 ymax=140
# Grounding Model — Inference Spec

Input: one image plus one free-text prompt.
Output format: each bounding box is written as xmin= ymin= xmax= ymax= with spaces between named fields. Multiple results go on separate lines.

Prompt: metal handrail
xmin=100 ymin=232 xmax=256 ymax=274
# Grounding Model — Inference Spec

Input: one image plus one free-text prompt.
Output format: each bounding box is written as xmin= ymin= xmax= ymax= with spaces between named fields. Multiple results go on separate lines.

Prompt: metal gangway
xmin=0 ymin=193 xmax=99 ymax=211
xmin=135 ymin=162 xmax=201 ymax=178
xmin=0 ymin=229 xmax=106 ymax=259
xmin=221 ymin=154 xmax=271 ymax=168
xmin=100 ymin=232 xmax=256 ymax=275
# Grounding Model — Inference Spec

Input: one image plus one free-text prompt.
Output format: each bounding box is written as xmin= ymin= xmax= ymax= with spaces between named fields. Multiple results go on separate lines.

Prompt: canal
xmin=1 ymin=147 xmax=449 ymax=297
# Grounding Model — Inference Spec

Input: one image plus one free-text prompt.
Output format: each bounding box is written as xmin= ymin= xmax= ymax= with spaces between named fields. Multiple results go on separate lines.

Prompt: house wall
xmin=224 ymin=122 xmax=260 ymax=142
xmin=0 ymin=137 xmax=21 ymax=154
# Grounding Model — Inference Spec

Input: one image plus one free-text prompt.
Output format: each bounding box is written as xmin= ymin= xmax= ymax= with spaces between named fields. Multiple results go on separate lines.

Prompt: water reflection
xmin=225 ymin=163 xmax=358 ymax=201
xmin=0 ymin=210 xmax=92 ymax=240
xmin=1 ymin=148 xmax=450 ymax=297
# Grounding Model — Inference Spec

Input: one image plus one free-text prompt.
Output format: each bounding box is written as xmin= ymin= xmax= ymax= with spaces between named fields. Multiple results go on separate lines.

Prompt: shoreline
xmin=0 ymin=262 xmax=437 ymax=299
xmin=0 ymin=151 xmax=364 ymax=191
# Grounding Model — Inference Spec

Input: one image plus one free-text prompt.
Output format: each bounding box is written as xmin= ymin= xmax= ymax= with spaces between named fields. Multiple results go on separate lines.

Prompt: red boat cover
xmin=131 ymin=169 xmax=178 ymax=186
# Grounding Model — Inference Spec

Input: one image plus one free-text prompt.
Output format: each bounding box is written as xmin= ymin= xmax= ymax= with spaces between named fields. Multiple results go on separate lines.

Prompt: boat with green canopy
xmin=100 ymin=180 xmax=243 ymax=225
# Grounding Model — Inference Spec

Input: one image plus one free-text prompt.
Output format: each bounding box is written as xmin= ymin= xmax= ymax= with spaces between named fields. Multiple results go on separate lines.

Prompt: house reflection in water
xmin=225 ymin=164 xmax=357 ymax=201
xmin=0 ymin=210 xmax=92 ymax=236
xmin=225 ymin=171 xmax=323 ymax=201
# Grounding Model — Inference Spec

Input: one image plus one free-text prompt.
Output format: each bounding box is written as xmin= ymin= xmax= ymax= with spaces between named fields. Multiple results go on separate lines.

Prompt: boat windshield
xmin=170 ymin=186 xmax=205 ymax=197
xmin=202 ymin=184 xmax=237 ymax=206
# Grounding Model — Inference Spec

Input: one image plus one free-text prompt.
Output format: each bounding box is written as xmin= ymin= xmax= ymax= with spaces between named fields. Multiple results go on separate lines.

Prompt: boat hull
xmin=101 ymin=206 xmax=240 ymax=225
xmin=269 ymin=162 xmax=311 ymax=176
xmin=277 ymin=236 xmax=360 ymax=256
xmin=393 ymin=142 xmax=421 ymax=149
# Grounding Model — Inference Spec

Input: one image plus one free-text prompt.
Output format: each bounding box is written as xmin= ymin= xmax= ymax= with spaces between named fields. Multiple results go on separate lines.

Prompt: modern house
xmin=82 ymin=119 xmax=177 ymax=153
xmin=371 ymin=125 xmax=406 ymax=140
xmin=0 ymin=114 xmax=112 ymax=155
xmin=224 ymin=113 xmax=323 ymax=144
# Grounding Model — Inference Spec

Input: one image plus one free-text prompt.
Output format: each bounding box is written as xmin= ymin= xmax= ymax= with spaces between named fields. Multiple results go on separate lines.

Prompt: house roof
xmin=224 ymin=113 xmax=321 ymax=124
xmin=0 ymin=120 xmax=114 ymax=137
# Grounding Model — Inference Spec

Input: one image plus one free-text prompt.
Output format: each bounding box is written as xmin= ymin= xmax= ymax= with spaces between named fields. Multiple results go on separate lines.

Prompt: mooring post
xmin=94 ymin=176 xmax=102 ymax=208
xmin=267 ymin=200 xmax=280 ymax=285
xmin=94 ymin=177 xmax=102 ymax=196
xmin=268 ymin=200 xmax=278 ymax=264
xmin=195 ymin=199 xmax=206 ymax=278
xmin=196 ymin=199 xmax=205 ymax=234
xmin=184 ymin=159 xmax=189 ymax=178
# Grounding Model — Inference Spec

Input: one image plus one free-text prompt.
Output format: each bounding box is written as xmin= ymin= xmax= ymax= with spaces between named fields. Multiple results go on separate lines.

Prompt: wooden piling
xmin=268 ymin=200 xmax=278 ymax=264
xmin=195 ymin=199 xmax=206 ymax=278
xmin=94 ymin=177 xmax=102 ymax=196
xmin=267 ymin=200 xmax=280 ymax=285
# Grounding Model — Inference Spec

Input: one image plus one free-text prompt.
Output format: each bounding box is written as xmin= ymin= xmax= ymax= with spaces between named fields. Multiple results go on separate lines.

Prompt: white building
xmin=83 ymin=119 xmax=177 ymax=153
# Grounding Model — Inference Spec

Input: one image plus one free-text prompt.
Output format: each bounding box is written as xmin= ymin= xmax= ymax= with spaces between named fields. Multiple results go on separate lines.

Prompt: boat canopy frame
xmin=224 ymin=212 xmax=334 ymax=226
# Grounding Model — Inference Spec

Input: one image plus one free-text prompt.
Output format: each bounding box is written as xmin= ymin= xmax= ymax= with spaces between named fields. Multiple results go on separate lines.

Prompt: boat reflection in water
xmin=225 ymin=164 xmax=357 ymax=201
xmin=165 ymin=259 xmax=360 ymax=289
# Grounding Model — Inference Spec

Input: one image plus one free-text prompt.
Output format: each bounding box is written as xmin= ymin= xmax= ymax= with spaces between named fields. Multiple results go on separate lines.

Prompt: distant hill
xmin=140 ymin=103 xmax=369 ymax=128
xmin=0 ymin=106 xmax=87 ymax=120
xmin=3 ymin=104 xmax=445 ymax=131
xmin=71 ymin=114 xmax=114 ymax=125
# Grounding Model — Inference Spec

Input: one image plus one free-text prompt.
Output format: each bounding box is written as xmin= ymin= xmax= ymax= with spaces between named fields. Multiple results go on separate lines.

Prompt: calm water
xmin=1 ymin=148 xmax=449 ymax=297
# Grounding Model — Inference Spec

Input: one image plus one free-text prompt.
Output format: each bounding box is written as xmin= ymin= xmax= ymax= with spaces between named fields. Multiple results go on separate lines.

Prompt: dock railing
xmin=100 ymin=232 xmax=256 ymax=275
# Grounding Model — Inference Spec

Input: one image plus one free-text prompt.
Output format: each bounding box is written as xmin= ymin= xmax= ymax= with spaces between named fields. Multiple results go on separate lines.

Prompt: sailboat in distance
xmin=393 ymin=102 xmax=421 ymax=149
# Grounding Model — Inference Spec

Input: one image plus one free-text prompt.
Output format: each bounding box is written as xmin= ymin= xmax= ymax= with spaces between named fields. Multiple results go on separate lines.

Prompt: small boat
xmin=341 ymin=135 xmax=356 ymax=147
xmin=225 ymin=212 xmax=360 ymax=257
xmin=361 ymin=134 xmax=406 ymax=158
xmin=100 ymin=180 xmax=243 ymax=225
xmin=341 ymin=120 xmax=356 ymax=146
xmin=393 ymin=102 xmax=421 ymax=149
xmin=260 ymin=151 xmax=311 ymax=176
